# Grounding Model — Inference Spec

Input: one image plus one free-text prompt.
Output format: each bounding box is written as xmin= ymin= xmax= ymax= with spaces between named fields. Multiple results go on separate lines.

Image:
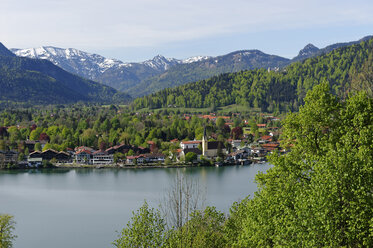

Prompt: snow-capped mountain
xmin=140 ymin=55 xmax=179 ymax=70
xmin=11 ymin=46 xmax=211 ymax=91
xmin=12 ymin=46 xmax=134 ymax=80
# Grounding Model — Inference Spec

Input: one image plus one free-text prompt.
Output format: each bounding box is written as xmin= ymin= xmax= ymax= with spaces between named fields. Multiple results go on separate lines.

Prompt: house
xmin=29 ymin=149 xmax=72 ymax=163
xmin=230 ymin=140 xmax=242 ymax=149
xmin=259 ymin=135 xmax=272 ymax=144
xmin=75 ymin=149 xmax=92 ymax=164
xmin=55 ymin=151 xmax=71 ymax=162
xmin=41 ymin=149 xmax=59 ymax=160
xmin=27 ymin=157 xmax=43 ymax=167
xmin=91 ymin=150 xmax=114 ymax=165
xmin=29 ymin=151 xmax=42 ymax=159
xmin=180 ymin=140 xmax=201 ymax=150
xmin=144 ymin=153 xmax=165 ymax=163
xmin=126 ymin=155 xmax=139 ymax=164
xmin=251 ymin=147 xmax=267 ymax=157
xmin=227 ymin=149 xmax=250 ymax=162
xmin=0 ymin=150 xmax=18 ymax=165
xmin=261 ymin=143 xmax=280 ymax=153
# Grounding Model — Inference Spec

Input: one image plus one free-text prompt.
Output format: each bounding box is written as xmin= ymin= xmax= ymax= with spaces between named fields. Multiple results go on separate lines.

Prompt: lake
xmin=0 ymin=164 xmax=272 ymax=248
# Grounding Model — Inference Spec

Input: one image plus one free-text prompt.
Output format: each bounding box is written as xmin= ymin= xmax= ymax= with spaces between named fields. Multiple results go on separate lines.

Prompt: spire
xmin=202 ymin=126 xmax=207 ymax=157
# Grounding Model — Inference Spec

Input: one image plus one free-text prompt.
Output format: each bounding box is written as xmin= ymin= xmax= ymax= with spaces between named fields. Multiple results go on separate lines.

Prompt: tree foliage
xmin=0 ymin=214 xmax=17 ymax=248
xmin=230 ymin=83 xmax=373 ymax=247
xmin=113 ymin=201 xmax=165 ymax=248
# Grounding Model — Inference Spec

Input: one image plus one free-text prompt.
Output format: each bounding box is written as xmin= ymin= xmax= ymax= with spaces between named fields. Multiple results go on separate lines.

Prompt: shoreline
xmin=1 ymin=159 xmax=267 ymax=170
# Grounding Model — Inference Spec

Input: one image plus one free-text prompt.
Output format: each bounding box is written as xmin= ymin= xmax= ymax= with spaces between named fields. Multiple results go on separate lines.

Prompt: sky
xmin=1 ymin=0 xmax=373 ymax=62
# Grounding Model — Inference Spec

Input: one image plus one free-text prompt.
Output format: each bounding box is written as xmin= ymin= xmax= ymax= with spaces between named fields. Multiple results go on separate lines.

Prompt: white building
xmin=180 ymin=140 xmax=201 ymax=150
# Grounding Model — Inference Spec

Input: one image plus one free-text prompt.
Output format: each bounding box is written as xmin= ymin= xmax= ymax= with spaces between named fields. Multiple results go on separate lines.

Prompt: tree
xmin=161 ymin=171 xmax=205 ymax=230
xmin=34 ymin=142 xmax=41 ymax=151
xmin=164 ymin=206 xmax=226 ymax=248
xmin=234 ymin=83 xmax=373 ymax=247
xmin=216 ymin=117 xmax=225 ymax=130
xmin=185 ymin=152 xmax=197 ymax=164
xmin=0 ymin=214 xmax=17 ymax=248
xmin=113 ymin=201 xmax=165 ymax=248
xmin=113 ymin=152 xmax=125 ymax=164
xmin=231 ymin=126 xmax=243 ymax=140
xmin=39 ymin=133 xmax=50 ymax=142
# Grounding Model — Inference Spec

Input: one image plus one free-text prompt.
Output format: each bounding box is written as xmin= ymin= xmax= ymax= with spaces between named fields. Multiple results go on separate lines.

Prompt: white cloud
xmin=1 ymin=0 xmax=373 ymax=50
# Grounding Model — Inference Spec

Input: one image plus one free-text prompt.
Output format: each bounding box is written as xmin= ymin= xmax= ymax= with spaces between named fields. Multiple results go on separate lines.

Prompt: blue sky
xmin=1 ymin=0 xmax=373 ymax=62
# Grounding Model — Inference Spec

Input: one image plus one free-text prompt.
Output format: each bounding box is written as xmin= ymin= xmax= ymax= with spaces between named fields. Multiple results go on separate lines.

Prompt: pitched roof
xmin=207 ymin=141 xmax=225 ymax=150
xmin=261 ymin=135 xmax=272 ymax=141
xmin=92 ymin=150 xmax=107 ymax=155
xmin=75 ymin=149 xmax=92 ymax=155
xmin=183 ymin=148 xmax=202 ymax=155
xmin=181 ymin=140 xmax=201 ymax=144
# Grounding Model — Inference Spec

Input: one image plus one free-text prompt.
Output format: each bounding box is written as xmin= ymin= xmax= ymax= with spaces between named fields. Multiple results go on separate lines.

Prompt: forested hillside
xmin=126 ymin=50 xmax=290 ymax=97
xmin=133 ymin=38 xmax=373 ymax=112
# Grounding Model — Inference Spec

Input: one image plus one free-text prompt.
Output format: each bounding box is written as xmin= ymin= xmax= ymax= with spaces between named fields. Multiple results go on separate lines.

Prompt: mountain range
xmin=0 ymin=43 xmax=131 ymax=105
xmin=11 ymin=35 xmax=372 ymax=98
xmin=7 ymin=35 xmax=373 ymax=101
xmin=11 ymin=47 xmax=210 ymax=92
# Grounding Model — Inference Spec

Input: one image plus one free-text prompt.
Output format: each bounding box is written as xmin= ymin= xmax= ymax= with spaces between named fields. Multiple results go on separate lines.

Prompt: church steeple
xmin=202 ymin=126 xmax=207 ymax=156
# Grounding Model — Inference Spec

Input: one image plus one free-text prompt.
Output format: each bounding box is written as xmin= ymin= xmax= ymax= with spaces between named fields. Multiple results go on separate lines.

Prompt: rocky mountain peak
xmin=298 ymin=44 xmax=320 ymax=57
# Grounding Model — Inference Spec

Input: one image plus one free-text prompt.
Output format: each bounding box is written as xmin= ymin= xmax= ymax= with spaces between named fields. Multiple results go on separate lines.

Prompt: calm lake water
xmin=0 ymin=164 xmax=272 ymax=248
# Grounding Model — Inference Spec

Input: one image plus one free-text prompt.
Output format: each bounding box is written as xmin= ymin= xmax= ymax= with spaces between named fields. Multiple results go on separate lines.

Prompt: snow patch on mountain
xmin=182 ymin=56 xmax=211 ymax=64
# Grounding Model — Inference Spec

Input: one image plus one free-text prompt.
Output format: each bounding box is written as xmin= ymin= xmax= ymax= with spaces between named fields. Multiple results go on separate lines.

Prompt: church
xmin=202 ymin=128 xmax=227 ymax=158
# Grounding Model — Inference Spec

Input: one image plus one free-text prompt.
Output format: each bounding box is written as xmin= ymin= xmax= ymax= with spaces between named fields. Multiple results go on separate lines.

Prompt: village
xmin=0 ymin=113 xmax=285 ymax=169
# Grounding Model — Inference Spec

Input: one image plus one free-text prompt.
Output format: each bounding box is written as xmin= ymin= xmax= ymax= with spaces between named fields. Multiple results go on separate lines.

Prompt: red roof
xmin=261 ymin=143 xmax=279 ymax=148
xmin=92 ymin=150 xmax=107 ymax=155
xmin=261 ymin=135 xmax=272 ymax=141
xmin=126 ymin=155 xmax=139 ymax=159
xmin=181 ymin=141 xmax=201 ymax=144
xmin=75 ymin=149 xmax=92 ymax=155
xmin=257 ymin=124 xmax=267 ymax=128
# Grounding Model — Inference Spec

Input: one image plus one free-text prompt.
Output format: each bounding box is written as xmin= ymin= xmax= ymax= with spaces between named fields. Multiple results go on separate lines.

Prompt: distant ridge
xmin=292 ymin=35 xmax=373 ymax=61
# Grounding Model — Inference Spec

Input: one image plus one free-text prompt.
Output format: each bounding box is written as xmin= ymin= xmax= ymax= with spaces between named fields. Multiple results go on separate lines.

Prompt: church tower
xmin=202 ymin=126 xmax=207 ymax=157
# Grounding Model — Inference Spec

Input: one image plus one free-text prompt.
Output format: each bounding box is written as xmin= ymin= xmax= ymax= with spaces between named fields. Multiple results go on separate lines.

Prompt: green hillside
xmin=125 ymin=50 xmax=290 ymax=97
xmin=132 ymin=38 xmax=373 ymax=112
